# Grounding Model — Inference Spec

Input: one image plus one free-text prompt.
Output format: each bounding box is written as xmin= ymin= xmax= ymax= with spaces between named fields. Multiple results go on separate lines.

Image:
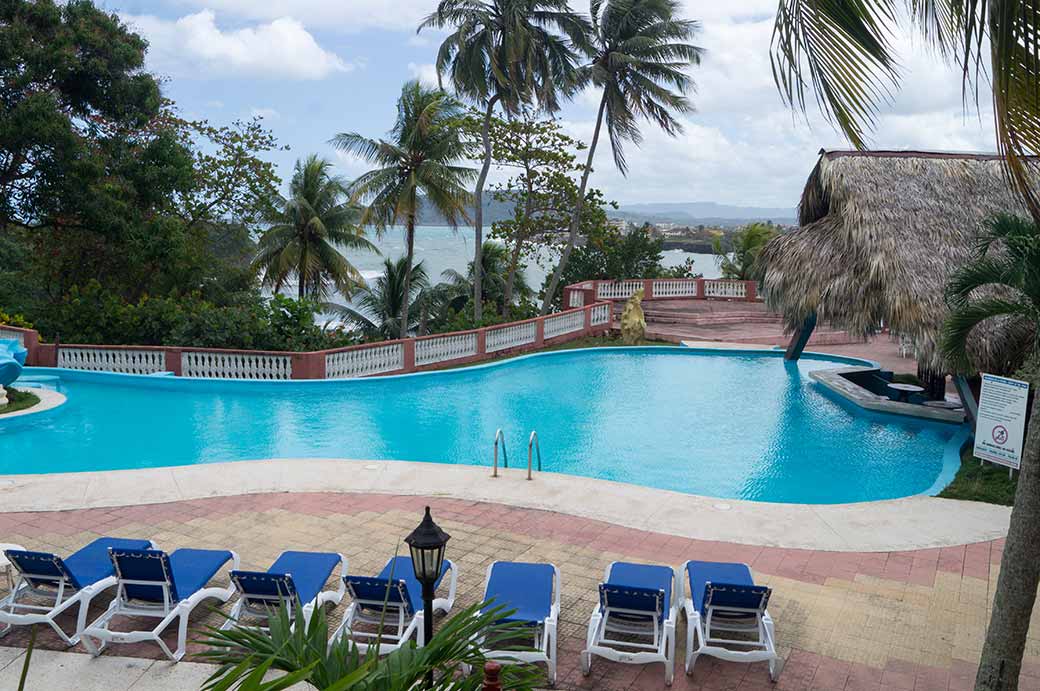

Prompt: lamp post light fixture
xmin=405 ymin=506 xmax=451 ymax=656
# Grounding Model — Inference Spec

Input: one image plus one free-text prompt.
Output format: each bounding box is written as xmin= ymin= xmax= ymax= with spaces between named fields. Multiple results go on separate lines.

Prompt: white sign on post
xmin=974 ymin=373 xmax=1031 ymax=470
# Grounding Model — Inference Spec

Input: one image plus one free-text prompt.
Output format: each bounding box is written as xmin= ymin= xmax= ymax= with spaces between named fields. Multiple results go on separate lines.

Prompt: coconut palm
xmin=940 ymin=214 xmax=1040 ymax=690
xmin=771 ymin=3 xmax=1040 ymax=684
xmin=712 ymin=223 xmax=779 ymax=281
xmin=331 ymin=81 xmax=474 ymax=339
xmin=540 ymin=0 xmax=703 ymax=314
xmin=441 ymin=240 xmax=534 ymax=314
xmin=335 ymin=257 xmax=431 ymax=341
xmin=419 ymin=0 xmax=590 ymax=324
xmin=253 ymin=155 xmax=375 ymax=300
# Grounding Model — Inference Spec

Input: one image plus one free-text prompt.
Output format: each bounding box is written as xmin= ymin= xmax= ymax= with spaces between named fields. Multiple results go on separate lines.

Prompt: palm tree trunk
xmin=473 ymin=95 xmax=500 ymax=325
xmin=400 ymin=214 xmax=416 ymax=340
xmin=540 ymin=90 xmax=608 ymax=315
xmin=975 ymin=397 xmax=1040 ymax=691
xmin=298 ymin=243 xmax=307 ymax=300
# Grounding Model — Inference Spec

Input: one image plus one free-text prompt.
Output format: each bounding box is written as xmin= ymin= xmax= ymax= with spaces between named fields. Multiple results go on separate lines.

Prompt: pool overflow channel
xmin=491 ymin=429 xmax=542 ymax=479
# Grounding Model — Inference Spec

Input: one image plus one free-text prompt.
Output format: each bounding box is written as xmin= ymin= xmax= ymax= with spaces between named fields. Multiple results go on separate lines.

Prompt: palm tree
xmin=540 ymin=0 xmax=703 ymax=314
xmin=771 ymin=5 xmax=1040 ymax=687
xmin=712 ymin=223 xmax=778 ymax=281
xmin=419 ymin=0 xmax=589 ymax=324
xmin=253 ymin=155 xmax=376 ymax=300
xmin=331 ymin=81 xmax=474 ymax=339
xmin=335 ymin=257 xmax=431 ymax=341
xmin=940 ymin=215 xmax=1040 ymax=691
xmin=441 ymin=240 xmax=534 ymax=315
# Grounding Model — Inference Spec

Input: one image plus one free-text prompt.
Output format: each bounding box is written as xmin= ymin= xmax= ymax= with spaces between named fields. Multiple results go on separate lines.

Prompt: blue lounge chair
xmin=332 ymin=555 xmax=457 ymax=654
xmin=682 ymin=560 xmax=777 ymax=681
xmin=479 ymin=561 xmax=560 ymax=685
xmin=582 ymin=561 xmax=678 ymax=685
xmin=223 ymin=551 xmax=346 ymax=630
xmin=0 ymin=537 xmax=154 ymax=646
xmin=81 ymin=547 xmax=239 ymax=660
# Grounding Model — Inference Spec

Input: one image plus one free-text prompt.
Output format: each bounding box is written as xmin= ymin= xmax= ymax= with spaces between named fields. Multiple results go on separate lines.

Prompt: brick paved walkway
xmin=1 ymin=492 xmax=1036 ymax=690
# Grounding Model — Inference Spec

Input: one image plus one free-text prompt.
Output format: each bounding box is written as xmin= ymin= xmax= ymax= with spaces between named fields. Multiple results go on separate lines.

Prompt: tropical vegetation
xmin=332 ymin=81 xmax=474 ymax=340
xmin=420 ymin=0 xmax=589 ymax=324
xmin=712 ymin=222 xmax=779 ymax=281
xmin=939 ymin=214 xmax=1040 ymax=690
xmin=334 ymin=258 xmax=432 ymax=341
xmin=198 ymin=599 xmax=541 ymax=690
xmin=253 ymin=155 xmax=375 ymax=301
xmin=540 ymin=0 xmax=703 ymax=314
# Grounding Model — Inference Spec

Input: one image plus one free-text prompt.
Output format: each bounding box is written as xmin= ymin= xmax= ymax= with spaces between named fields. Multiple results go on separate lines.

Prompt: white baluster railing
xmin=703 ymin=280 xmax=747 ymax=299
xmin=415 ymin=332 xmax=478 ymax=366
xmin=544 ymin=310 xmax=585 ymax=339
xmin=326 ymin=343 xmax=404 ymax=378
xmin=0 ymin=328 xmax=25 ymax=346
xmin=651 ymin=279 xmax=698 ymax=298
xmin=58 ymin=347 xmax=165 ymax=374
xmin=596 ymin=280 xmax=644 ymax=300
xmin=181 ymin=351 xmax=292 ymax=379
xmin=590 ymin=303 xmax=611 ymax=326
xmin=486 ymin=321 xmax=537 ymax=353
xmin=568 ymin=291 xmax=585 ymax=307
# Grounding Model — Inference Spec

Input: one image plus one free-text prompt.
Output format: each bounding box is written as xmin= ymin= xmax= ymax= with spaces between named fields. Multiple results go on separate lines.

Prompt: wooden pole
xmin=784 ymin=313 xmax=817 ymax=361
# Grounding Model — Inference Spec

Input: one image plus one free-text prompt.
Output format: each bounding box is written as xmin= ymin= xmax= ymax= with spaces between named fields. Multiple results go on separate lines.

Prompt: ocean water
xmin=7 ymin=349 xmax=959 ymax=504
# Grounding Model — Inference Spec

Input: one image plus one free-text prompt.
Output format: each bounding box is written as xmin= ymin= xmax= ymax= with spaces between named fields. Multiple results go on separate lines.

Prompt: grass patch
xmin=0 ymin=388 xmax=40 ymax=415
xmin=938 ymin=444 xmax=1018 ymax=506
xmin=438 ymin=334 xmax=671 ymax=370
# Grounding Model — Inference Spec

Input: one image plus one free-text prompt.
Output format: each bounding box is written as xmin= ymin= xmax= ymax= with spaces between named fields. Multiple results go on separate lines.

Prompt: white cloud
xmin=122 ymin=10 xmax=353 ymax=80
xmin=250 ymin=107 xmax=280 ymax=120
xmin=407 ymin=62 xmax=440 ymax=86
xmin=178 ymin=0 xmax=435 ymax=33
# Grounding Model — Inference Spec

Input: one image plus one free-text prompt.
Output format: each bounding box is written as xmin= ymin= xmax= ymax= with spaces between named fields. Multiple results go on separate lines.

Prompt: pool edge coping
xmin=0 ymin=458 xmax=1009 ymax=552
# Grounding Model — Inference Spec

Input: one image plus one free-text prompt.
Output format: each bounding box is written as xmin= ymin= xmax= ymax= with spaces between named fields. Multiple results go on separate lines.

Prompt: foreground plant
xmin=199 ymin=600 xmax=542 ymax=690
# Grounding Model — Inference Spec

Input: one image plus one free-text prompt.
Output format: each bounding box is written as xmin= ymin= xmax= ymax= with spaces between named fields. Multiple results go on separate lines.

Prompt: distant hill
xmin=610 ymin=201 xmax=796 ymax=228
xmin=415 ymin=197 xmax=796 ymax=228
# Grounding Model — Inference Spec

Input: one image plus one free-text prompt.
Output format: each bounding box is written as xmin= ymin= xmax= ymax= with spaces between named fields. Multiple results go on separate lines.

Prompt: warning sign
xmin=974 ymin=374 xmax=1030 ymax=470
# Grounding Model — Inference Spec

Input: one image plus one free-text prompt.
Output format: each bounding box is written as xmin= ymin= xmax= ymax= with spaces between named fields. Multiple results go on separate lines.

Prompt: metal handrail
xmin=492 ymin=429 xmax=508 ymax=477
xmin=527 ymin=430 xmax=541 ymax=480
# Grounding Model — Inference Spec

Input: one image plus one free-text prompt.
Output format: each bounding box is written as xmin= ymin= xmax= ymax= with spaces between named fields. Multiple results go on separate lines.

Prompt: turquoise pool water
xmin=3 ymin=348 xmax=961 ymax=503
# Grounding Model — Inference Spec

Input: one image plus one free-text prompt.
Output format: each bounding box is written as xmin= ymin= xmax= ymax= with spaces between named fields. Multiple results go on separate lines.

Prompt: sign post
xmin=974 ymin=374 xmax=1031 ymax=476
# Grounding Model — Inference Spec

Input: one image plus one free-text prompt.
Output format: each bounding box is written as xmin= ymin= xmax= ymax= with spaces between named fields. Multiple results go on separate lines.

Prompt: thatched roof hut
xmin=760 ymin=149 xmax=1028 ymax=373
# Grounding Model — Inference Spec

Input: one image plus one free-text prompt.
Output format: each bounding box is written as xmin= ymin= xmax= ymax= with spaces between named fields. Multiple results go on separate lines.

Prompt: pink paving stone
xmin=937 ymin=545 xmax=966 ymax=573
xmin=913 ymin=666 xmax=950 ymax=691
xmin=859 ymin=553 xmax=889 ymax=577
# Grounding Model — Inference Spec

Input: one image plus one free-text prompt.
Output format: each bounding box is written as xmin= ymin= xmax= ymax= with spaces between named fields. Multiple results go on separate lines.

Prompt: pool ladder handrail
xmin=527 ymin=430 xmax=541 ymax=480
xmin=492 ymin=428 xmax=508 ymax=478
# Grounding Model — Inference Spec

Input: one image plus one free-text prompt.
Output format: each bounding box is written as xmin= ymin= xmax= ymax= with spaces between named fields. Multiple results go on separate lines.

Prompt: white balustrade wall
xmin=58 ymin=347 xmax=165 ymax=374
xmin=590 ymin=303 xmax=611 ymax=326
xmin=486 ymin=321 xmax=537 ymax=353
xmin=326 ymin=343 xmax=404 ymax=378
xmin=544 ymin=310 xmax=585 ymax=339
xmin=415 ymin=332 xmax=478 ymax=366
xmin=568 ymin=291 xmax=585 ymax=307
xmin=0 ymin=327 xmax=25 ymax=346
xmin=651 ymin=279 xmax=698 ymax=298
xmin=596 ymin=280 xmax=644 ymax=300
xmin=181 ymin=351 xmax=292 ymax=379
xmin=703 ymin=280 xmax=747 ymax=299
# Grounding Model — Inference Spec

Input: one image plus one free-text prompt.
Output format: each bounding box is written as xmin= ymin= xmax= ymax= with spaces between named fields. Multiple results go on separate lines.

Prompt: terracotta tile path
xmin=1 ymin=492 xmax=1037 ymax=690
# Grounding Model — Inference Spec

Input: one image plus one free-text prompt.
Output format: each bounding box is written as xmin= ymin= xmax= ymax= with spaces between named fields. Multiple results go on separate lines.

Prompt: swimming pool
xmin=3 ymin=347 xmax=962 ymax=504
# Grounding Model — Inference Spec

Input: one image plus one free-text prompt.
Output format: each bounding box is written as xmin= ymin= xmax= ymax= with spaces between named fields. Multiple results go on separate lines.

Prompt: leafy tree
xmin=940 ymin=215 xmax=1040 ymax=690
xmin=419 ymin=0 xmax=589 ymax=324
xmin=441 ymin=241 xmax=533 ymax=314
xmin=711 ymin=222 xmax=778 ymax=281
xmin=334 ymin=257 xmax=431 ymax=341
xmin=541 ymin=0 xmax=703 ymax=314
xmin=332 ymin=81 xmax=474 ymax=339
xmin=253 ymin=155 xmax=375 ymax=301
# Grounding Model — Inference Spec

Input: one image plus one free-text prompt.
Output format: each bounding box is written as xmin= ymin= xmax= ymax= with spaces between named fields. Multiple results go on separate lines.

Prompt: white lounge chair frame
xmin=81 ymin=550 xmax=241 ymax=661
xmin=221 ymin=553 xmax=347 ymax=632
xmin=581 ymin=562 xmax=678 ymax=686
xmin=477 ymin=562 xmax=561 ymax=686
xmin=681 ymin=560 xmax=777 ymax=681
xmin=331 ymin=559 xmax=457 ymax=656
xmin=0 ymin=541 xmax=156 ymax=647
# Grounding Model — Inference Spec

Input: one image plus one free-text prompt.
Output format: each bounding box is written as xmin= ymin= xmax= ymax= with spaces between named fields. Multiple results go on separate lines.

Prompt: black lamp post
xmin=405 ymin=506 xmax=451 ymax=661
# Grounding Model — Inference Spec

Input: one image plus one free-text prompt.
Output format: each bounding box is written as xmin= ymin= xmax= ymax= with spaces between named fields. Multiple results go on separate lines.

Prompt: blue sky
xmin=104 ymin=1 xmax=995 ymax=209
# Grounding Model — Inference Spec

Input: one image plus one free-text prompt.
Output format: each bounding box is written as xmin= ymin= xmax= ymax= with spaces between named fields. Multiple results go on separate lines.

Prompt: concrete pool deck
xmin=0 ymin=491 xmax=1033 ymax=691
xmin=0 ymin=459 xmax=1010 ymax=551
